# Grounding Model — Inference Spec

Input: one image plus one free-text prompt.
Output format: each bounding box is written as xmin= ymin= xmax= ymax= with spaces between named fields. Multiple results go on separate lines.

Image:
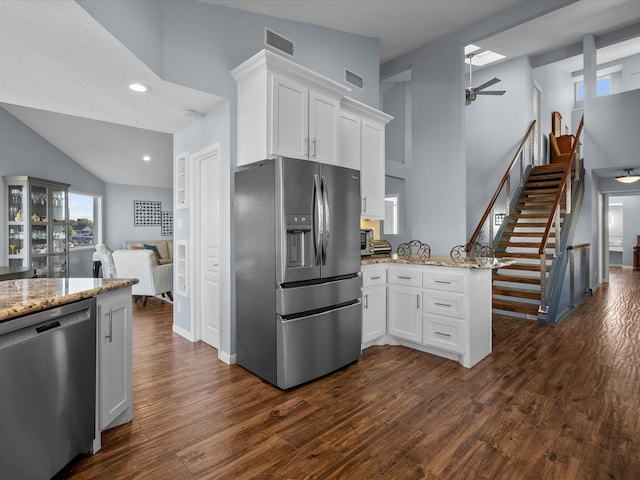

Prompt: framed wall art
xmin=133 ymin=200 xmax=161 ymax=226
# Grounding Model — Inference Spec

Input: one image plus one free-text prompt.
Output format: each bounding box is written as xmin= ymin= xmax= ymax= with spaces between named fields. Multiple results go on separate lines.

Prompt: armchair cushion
xmin=94 ymin=244 xmax=117 ymax=278
xmin=112 ymin=249 xmax=172 ymax=298
xmin=123 ymin=240 xmax=173 ymax=264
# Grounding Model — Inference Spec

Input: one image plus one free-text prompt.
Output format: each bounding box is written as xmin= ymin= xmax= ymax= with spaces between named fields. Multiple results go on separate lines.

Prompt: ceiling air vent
xmin=265 ymin=29 xmax=294 ymax=57
xmin=345 ymin=69 xmax=364 ymax=90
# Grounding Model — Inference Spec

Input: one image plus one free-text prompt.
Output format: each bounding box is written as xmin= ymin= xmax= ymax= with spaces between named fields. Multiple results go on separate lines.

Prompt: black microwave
xmin=360 ymin=229 xmax=374 ymax=256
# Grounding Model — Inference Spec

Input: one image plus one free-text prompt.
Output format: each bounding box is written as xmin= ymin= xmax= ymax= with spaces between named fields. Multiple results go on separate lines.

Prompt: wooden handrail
xmin=466 ymin=120 xmax=537 ymax=252
xmin=538 ymin=116 xmax=584 ymax=254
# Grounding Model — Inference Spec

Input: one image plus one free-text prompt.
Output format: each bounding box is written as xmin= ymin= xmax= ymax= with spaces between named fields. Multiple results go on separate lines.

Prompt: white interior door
xmin=191 ymin=145 xmax=220 ymax=349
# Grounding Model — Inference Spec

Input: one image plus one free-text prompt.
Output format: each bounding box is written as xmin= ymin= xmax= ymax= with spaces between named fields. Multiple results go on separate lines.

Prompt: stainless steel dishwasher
xmin=0 ymin=298 xmax=96 ymax=480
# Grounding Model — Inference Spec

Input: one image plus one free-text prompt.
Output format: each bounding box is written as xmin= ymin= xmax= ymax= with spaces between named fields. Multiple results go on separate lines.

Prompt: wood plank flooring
xmin=56 ymin=267 xmax=640 ymax=479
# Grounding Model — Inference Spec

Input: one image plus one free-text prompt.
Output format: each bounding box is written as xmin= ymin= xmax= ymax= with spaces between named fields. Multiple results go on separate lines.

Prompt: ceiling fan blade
xmin=476 ymin=90 xmax=506 ymax=96
xmin=474 ymin=77 xmax=501 ymax=91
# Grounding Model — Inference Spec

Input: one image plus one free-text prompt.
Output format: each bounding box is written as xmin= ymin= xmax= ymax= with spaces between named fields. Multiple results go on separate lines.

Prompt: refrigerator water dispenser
xmin=286 ymin=214 xmax=312 ymax=268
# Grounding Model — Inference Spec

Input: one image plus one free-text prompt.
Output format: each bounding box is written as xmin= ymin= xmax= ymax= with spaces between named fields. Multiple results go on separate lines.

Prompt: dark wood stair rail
xmin=466 ymin=120 xmax=537 ymax=253
xmin=537 ymin=116 xmax=584 ymax=312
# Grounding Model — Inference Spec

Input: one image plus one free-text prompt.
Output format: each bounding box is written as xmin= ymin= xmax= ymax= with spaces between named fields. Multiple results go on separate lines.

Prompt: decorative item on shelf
xmin=397 ymin=240 xmax=430 ymax=261
xmin=15 ymin=210 xmax=22 ymax=221
xmin=450 ymin=245 xmax=467 ymax=263
xmin=451 ymin=243 xmax=494 ymax=265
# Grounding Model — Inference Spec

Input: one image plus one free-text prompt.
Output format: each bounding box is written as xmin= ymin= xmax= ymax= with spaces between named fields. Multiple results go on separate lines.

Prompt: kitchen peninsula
xmin=0 ymin=277 xmax=137 ymax=479
xmin=361 ymin=254 xmax=514 ymax=368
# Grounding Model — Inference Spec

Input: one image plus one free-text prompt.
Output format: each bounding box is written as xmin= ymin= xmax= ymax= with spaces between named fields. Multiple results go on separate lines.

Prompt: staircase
xmin=492 ymin=164 xmax=567 ymax=317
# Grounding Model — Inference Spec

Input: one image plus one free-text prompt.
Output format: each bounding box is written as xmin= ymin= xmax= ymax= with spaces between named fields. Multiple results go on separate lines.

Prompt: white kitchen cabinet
xmin=339 ymin=97 xmax=392 ymax=219
xmin=362 ymin=265 xmax=387 ymax=346
xmin=363 ymin=262 xmax=493 ymax=368
xmin=387 ymin=267 xmax=423 ymax=344
xmin=232 ymin=49 xmax=349 ymax=167
xmin=96 ymin=288 xmax=132 ymax=431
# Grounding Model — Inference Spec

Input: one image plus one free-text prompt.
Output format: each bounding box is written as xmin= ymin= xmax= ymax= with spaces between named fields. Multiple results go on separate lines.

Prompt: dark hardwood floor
xmin=56 ymin=267 xmax=640 ymax=479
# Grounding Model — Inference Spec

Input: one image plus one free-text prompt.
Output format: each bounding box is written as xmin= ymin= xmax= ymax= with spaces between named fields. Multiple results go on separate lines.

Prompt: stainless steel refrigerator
xmin=235 ymin=156 xmax=362 ymax=389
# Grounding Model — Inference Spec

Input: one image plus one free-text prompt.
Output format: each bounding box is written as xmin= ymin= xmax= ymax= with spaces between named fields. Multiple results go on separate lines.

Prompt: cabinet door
xmin=98 ymin=293 xmax=132 ymax=430
xmin=360 ymin=118 xmax=385 ymax=218
xmin=338 ymin=109 xmax=361 ymax=170
xmin=363 ymin=285 xmax=386 ymax=344
xmin=309 ymin=90 xmax=339 ymax=164
xmin=271 ymin=73 xmax=309 ymax=160
xmin=388 ymin=285 xmax=422 ymax=343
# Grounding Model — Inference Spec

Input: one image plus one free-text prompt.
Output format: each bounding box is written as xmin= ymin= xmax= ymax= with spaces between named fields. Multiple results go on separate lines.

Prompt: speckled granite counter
xmin=361 ymin=254 xmax=515 ymax=269
xmin=0 ymin=277 xmax=138 ymax=323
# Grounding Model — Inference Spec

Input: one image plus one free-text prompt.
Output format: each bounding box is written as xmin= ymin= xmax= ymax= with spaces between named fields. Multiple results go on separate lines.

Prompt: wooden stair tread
xmin=492 ymin=299 xmax=540 ymax=315
xmin=495 ymin=252 xmax=552 ymax=260
xmin=493 ymin=273 xmax=541 ymax=285
xmin=499 ymin=241 xmax=555 ymax=248
xmin=493 ymin=285 xmax=540 ymax=299
xmin=503 ymin=232 xmax=554 ymax=238
xmin=496 ymin=263 xmax=545 ymax=271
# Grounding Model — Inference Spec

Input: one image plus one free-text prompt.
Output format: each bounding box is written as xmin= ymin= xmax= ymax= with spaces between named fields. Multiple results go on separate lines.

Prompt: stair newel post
xmin=489 ymin=208 xmax=494 ymax=244
xmin=554 ymin=208 xmax=561 ymax=257
xmin=505 ymin=176 xmax=510 ymax=216
xmin=539 ymin=255 xmax=548 ymax=314
xmin=519 ymin=151 xmax=524 ymax=186
xmin=566 ymin=165 xmax=572 ymax=215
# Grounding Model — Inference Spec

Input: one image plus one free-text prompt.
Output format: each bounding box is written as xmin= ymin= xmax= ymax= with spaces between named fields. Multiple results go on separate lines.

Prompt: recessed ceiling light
xmin=129 ymin=83 xmax=149 ymax=93
xmin=142 ymin=155 xmax=151 ymax=162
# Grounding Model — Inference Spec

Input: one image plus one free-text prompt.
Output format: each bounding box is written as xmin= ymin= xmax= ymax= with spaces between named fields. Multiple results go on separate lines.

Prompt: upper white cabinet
xmin=232 ymin=49 xmax=350 ymax=167
xmin=339 ymin=98 xmax=392 ymax=219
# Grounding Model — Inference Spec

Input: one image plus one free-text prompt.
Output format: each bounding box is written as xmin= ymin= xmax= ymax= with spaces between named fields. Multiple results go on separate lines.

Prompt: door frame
xmin=188 ymin=143 xmax=220 ymax=342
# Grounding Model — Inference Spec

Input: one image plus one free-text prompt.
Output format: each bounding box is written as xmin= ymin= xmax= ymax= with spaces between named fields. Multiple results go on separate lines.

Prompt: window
xmin=384 ymin=196 xmax=398 ymax=234
xmin=575 ymin=74 xmax=613 ymax=102
xmin=68 ymin=192 xmax=101 ymax=249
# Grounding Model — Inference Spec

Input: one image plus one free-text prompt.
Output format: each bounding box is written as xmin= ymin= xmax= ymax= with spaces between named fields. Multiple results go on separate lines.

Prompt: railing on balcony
xmin=538 ymin=116 xmax=584 ymax=313
xmin=465 ymin=120 xmax=537 ymax=253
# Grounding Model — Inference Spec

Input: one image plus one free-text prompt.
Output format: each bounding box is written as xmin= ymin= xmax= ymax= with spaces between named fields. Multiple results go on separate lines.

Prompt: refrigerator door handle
xmin=313 ymin=174 xmax=323 ymax=266
xmin=321 ymin=175 xmax=330 ymax=265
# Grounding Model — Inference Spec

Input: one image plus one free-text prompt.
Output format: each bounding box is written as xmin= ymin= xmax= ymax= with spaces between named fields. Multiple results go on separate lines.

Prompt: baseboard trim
xmin=172 ymin=323 xmax=196 ymax=342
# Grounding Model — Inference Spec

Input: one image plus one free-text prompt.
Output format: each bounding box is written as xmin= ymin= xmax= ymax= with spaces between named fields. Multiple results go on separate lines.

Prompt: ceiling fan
xmin=465 ymin=53 xmax=506 ymax=105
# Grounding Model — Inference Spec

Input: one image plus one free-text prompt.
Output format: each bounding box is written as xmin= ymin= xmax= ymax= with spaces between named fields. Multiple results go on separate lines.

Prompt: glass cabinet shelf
xmin=4 ymin=176 xmax=70 ymax=278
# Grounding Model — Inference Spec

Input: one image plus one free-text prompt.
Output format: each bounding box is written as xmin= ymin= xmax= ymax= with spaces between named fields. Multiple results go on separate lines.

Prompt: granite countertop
xmin=361 ymin=254 xmax=516 ymax=269
xmin=0 ymin=277 xmax=138 ymax=323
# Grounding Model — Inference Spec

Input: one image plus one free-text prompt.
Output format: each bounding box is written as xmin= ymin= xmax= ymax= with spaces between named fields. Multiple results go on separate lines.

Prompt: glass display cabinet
xmin=4 ymin=176 xmax=70 ymax=278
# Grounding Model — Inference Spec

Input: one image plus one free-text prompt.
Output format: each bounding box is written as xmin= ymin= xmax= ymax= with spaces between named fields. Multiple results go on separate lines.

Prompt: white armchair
xmin=112 ymin=249 xmax=173 ymax=306
xmin=94 ymin=244 xmax=117 ymax=279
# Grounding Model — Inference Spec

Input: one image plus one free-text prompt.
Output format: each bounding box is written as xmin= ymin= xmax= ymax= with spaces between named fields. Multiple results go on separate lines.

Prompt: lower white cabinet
xmin=388 ymin=284 xmax=422 ymax=343
xmin=96 ymin=288 xmax=133 ymax=431
xmin=361 ymin=263 xmax=492 ymax=368
xmin=362 ymin=266 xmax=387 ymax=345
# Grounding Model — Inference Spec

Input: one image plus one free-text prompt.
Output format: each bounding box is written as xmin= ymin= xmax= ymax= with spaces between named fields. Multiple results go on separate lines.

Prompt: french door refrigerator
xmin=235 ymin=157 xmax=362 ymax=389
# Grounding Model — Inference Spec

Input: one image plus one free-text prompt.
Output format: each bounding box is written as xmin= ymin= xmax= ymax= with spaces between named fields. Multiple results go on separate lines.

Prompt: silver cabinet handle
xmin=312 ymin=138 xmax=317 ymax=158
xmin=362 ymin=196 xmax=367 ymax=212
xmin=435 ymin=331 xmax=452 ymax=338
xmin=106 ymin=308 xmax=113 ymax=343
xmin=417 ymin=294 xmax=420 ymax=309
xmin=435 ymin=280 xmax=452 ymax=284
xmin=434 ymin=302 xmax=452 ymax=307
xmin=399 ymin=276 xmax=412 ymax=280
xmin=370 ymin=276 xmax=381 ymax=280
xmin=305 ymin=137 xmax=309 ymax=157
xmin=363 ymin=294 xmax=368 ymax=309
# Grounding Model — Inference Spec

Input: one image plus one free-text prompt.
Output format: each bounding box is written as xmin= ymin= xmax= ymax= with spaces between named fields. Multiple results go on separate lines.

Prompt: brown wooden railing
xmin=538 ymin=116 xmax=584 ymax=312
xmin=466 ymin=120 xmax=537 ymax=253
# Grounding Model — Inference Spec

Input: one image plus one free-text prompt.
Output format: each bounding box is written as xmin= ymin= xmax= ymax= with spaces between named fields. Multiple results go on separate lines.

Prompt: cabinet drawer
xmin=423 ymin=290 xmax=466 ymax=319
xmin=362 ymin=267 xmax=386 ymax=287
xmin=423 ymin=270 xmax=466 ymax=293
xmin=423 ymin=314 xmax=465 ymax=354
xmin=388 ymin=268 xmax=422 ymax=287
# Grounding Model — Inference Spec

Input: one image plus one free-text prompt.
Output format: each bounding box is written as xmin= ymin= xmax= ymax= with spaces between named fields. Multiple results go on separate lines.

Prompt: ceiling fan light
xmin=615 ymin=168 xmax=640 ymax=183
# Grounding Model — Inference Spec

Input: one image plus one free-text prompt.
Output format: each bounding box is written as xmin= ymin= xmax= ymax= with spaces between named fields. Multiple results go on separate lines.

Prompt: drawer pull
xmin=435 ymin=331 xmax=452 ymax=338
xmin=435 ymin=280 xmax=452 ymax=284
xmin=370 ymin=276 xmax=381 ymax=280
xmin=364 ymin=294 xmax=368 ymax=309
xmin=417 ymin=294 xmax=420 ymax=309
xmin=398 ymin=275 xmax=413 ymax=280
xmin=434 ymin=302 xmax=452 ymax=308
